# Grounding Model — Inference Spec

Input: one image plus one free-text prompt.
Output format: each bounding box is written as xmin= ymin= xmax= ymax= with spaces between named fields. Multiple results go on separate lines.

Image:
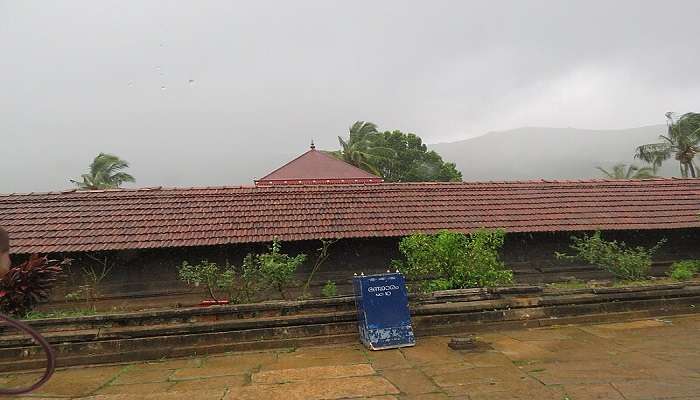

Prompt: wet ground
xmin=3 ymin=314 xmax=700 ymax=399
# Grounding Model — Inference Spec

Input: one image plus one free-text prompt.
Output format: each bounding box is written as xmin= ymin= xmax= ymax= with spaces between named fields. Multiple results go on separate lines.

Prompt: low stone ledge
xmin=0 ymin=296 xmax=358 ymax=334
xmin=0 ymin=288 xmax=699 ymax=371
xmin=1 ymin=282 xmax=700 ymax=372
xmin=591 ymin=282 xmax=688 ymax=293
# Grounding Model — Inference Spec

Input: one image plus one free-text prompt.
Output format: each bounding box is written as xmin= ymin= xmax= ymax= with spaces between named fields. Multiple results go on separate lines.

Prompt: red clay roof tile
xmin=255 ymin=148 xmax=383 ymax=185
xmin=1 ymin=179 xmax=699 ymax=254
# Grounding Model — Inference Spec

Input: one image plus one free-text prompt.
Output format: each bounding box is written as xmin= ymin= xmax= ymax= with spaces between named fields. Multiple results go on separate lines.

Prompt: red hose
xmin=0 ymin=314 xmax=56 ymax=395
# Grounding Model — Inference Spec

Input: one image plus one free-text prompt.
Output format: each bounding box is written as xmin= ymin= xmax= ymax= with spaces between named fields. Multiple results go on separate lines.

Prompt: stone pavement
xmin=3 ymin=314 xmax=700 ymax=400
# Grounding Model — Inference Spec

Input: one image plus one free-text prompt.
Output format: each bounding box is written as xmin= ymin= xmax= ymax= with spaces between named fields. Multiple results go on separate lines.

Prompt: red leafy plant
xmin=0 ymin=255 xmax=68 ymax=317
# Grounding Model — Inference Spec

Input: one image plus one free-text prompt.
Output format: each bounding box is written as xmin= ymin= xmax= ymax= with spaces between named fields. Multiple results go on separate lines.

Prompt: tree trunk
xmin=207 ymin=286 xmax=218 ymax=301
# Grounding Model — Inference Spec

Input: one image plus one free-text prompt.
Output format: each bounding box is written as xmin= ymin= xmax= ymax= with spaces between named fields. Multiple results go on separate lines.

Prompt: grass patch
xmin=22 ymin=309 xmax=99 ymax=320
xmin=610 ymin=278 xmax=676 ymax=287
xmin=546 ymin=279 xmax=587 ymax=290
xmin=548 ymin=277 xmax=681 ymax=290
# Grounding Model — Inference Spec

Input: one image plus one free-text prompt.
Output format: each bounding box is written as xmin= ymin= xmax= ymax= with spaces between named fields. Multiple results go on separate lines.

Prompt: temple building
xmin=1 ymin=144 xmax=699 ymax=305
xmin=255 ymin=143 xmax=384 ymax=186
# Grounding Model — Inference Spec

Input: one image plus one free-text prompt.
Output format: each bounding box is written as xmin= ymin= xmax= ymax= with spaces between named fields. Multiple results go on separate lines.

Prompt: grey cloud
xmin=1 ymin=0 xmax=699 ymax=192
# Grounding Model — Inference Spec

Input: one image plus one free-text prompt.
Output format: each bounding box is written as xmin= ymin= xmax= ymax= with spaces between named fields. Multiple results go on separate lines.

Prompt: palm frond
xmin=635 ymin=142 xmax=672 ymax=164
xmin=72 ymin=153 xmax=134 ymax=189
xmin=596 ymin=163 xmax=656 ymax=180
xmin=109 ymin=172 xmax=135 ymax=186
xmin=596 ymin=166 xmax=613 ymax=178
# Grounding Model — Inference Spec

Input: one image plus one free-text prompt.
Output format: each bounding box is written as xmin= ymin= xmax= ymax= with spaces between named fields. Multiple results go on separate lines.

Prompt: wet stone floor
xmin=3 ymin=314 xmax=700 ymax=400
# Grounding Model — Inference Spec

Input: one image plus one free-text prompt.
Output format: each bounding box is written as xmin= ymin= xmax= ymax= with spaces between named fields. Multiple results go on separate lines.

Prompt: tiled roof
xmin=1 ymin=179 xmax=699 ymax=254
xmin=255 ymin=147 xmax=383 ymax=185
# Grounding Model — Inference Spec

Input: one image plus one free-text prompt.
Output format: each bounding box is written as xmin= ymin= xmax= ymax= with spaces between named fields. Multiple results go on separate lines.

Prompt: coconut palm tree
xmin=635 ymin=112 xmax=700 ymax=178
xmin=596 ymin=163 xmax=656 ymax=179
xmin=71 ymin=153 xmax=135 ymax=189
xmin=336 ymin=121 xmax=395 ymax=175
xmin=348 ymin=121 xmax=379 ymax=141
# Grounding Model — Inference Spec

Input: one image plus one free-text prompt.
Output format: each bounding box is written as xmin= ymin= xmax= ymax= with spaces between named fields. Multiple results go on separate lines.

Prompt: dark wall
xmin=47 ymin=228 xmax=700 ymax=307
xmin=501 ymin=229 xmax=700 ymax=267
xmin=51 ymin=237 xmax=402 ymax=302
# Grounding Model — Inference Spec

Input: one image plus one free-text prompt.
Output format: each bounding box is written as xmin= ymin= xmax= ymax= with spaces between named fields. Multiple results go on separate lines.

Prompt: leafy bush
xmin=236 ymin=254 xmax=264 ymax=303
xmin=178 ymin=241 xmax=307 ymax=302
xmin=177 ymin=260 xmax=236 ymax=301
xmin=321 ymin=280 xmax=337 ymax=298
xmin=667 ymin=260 xmax=700 ymax=281
xmin=0 ymin=255 xmax=68 ymax=317
xmin=556 ymin=231 xmax=665 ymax=281
xmin=257 ymin=239 xmax=306 ymax=298
xmin=669 ymin=265 xmax=694 ymax=281
xmin=393 ymin=229 xmax=513 ymax=292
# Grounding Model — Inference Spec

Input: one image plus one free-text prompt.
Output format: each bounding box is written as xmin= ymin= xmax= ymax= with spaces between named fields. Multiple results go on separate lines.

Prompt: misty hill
xmin=429 ymin=125 xmax=678 ymax=181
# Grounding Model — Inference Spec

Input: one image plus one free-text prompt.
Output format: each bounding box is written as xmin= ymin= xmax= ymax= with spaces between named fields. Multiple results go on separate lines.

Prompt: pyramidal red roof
xmin=255 ymin=145 xmax=384 ymax=185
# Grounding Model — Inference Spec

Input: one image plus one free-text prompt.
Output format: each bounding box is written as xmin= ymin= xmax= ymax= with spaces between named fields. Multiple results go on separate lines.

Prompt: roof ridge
xmin=255 ymin=149 xmax=316 ymax=182
xmin=1 ymin=177 xmax=697 ymax=197
xmin=255 ymin=147 xmax=382 ymax=184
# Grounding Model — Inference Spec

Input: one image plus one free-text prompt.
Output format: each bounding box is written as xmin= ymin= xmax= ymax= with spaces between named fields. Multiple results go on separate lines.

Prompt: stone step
xmin=1 ymin=283 xmax=699 ymax=372
xmin=0 ymin=317 xmax=359 ymax=364
xmin=0 ymin=296 xmax=359 ymax=334
xmin=0 ymin=332 xmax=359 ymax=372
xmin=0 ymin=311 xmax=357 ymax=348
xmin=10 ymin=282 xmax=689 ymax=350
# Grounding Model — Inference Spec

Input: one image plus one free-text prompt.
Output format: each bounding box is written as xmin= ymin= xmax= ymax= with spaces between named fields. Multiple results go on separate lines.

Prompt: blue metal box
xmin=353 ymin=272 xmax=415 ymax=350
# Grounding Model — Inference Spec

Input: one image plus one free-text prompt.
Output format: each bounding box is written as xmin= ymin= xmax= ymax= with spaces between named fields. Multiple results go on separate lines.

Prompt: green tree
xmin=337 ymin=121 xmax=395 ymax=175
xmin=635 ymin=112 xmax=700 ymax=178
xmin=596 ymin=163 xmax=656 ymax=179
xmin=336 ymin=121 xmax=462 ymax=182
xmin=71 ymin=153 xmax=135 ymax=189
xmin=372 ymin=130 xmax=462 ymax=182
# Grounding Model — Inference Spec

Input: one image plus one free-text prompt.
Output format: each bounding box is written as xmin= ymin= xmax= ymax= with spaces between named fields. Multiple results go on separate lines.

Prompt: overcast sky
xmin=2 ymin=1 xmax=699 ymax=192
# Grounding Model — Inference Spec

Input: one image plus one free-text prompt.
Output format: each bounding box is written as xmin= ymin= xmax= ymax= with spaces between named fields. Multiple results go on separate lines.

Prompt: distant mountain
xmin=429 ymin=125 xmax=679 ymax=181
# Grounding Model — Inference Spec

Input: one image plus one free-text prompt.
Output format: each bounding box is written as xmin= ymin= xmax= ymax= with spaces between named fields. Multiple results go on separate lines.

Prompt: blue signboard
xmin=353 ymin=272 xmax=415 ymax=350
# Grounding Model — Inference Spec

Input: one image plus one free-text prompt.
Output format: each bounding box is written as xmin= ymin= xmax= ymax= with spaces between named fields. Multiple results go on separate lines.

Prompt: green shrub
xmin=667 ymin=260 xmax=700 ymax=281
xmin=556 ymin=231 xmax=665 ymax=281
xmin=177 ymin=240 xmax=306 ymax=303
xmin=235 ymin=254 xmax=263 ymax=303
xmin=393 ymin=229 xmax=513 ymax=292
xmin=256 ymin=239 xmax=306 ymax=298
xmin=669 ymin=265 xmax=694 ymax=281
xmin=177 ymin=260 xmax=236 ymax=301
xmin=321 ymin=280 xmax=337 ymax=297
